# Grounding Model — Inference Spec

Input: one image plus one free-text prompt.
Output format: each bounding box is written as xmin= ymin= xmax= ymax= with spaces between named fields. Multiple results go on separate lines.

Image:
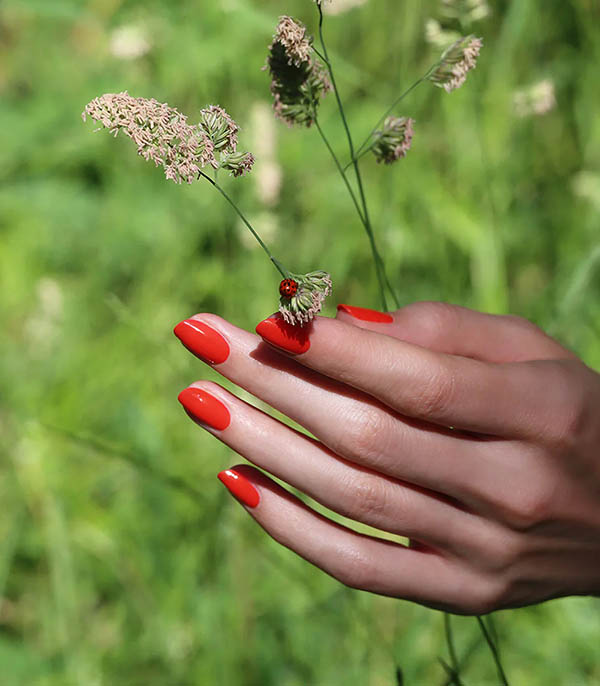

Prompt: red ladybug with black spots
xmin=279 ymin=278 xmax=298 ymax=298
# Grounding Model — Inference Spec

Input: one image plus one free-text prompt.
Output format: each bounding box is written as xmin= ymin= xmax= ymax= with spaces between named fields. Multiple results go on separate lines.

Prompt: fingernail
xmin=173 ymin=318 xmax=230 ymax=364
xmin=218 ymin=469 xmax=260 ymax=508
xmin=255 ymin=313 xmax=311 ymax=355
xmin=178 ymin=387 xmax=231 ymax=430
xmin=337 ymin=304 xmax=393 ymax=323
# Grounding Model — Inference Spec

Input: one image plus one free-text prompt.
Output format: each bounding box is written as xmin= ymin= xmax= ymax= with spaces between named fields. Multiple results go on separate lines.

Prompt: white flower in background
xmin=440 ymin=0 xmax=490 ymax=24
xmin=324 ymin=0 xmax=368 ymax=15
xmin=427 ymin=1 xmax=488 ymax=48
xmin=109 ymin=24 xmax=151 ymax=60
xmin=572 ymin=171 xmax=600 ymax=213
xmin=424 ymin=18 xmax=461 ymax=49
xmin=513 ymin=79 xmax=556 ymax=118
xmin=24 ymin=278 xmax=64 ymax=358
xmin=251 ymin=102 xmax=282 ymax=207
xmin=219 ymin=0 xmax=240 ymax=11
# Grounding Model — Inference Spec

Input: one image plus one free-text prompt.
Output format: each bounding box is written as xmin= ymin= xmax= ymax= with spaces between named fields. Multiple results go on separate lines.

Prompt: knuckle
xmin=545 ymin=366 xmax=588 ymax=452
xmin=502 ymin=482 xmax=556 ymax=531
xmin=337 ymin=405 xmax=390 ymax=464
xmin=347 ymin=473 xmax=390 ymax=522
xmin=461 ymin=576 xmax=508 ymax=615
xmin=502 ymin=316 xmax=577 ymax=360
xmin=480 ymin=533 xmax=525 ymax=573
xmin=416 ymin=363 xmax=457 ymax=420
xmin=399 ymin=301 xmax=461 ymax=348
xmin=330 ymin=544 xmax=378 ymax=591
xmin=473 ymin=581 xmax=508 ymax=615
xmin=503 ymin=313 xmax=544 ymax=336
xmin=550 ymin=408 xmax=583 ymax=453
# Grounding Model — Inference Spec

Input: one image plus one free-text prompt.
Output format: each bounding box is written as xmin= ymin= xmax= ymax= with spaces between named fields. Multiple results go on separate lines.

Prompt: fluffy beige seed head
xmin=274 ymin=16 xmax=312 ymax=67
xmin=429 ymin=36 xmax=483 ymax=93
xmin=82 ymin=91 xmax=216 ymax=184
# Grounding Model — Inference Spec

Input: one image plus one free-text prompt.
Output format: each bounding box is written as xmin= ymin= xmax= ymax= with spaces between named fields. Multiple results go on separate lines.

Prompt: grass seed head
xmin=279 ymin=270 xmax=333 ymax=326
xmin=82 ymin=93 xmax=254 ymax=182
xmin=266 ymin=17 xmax=331 ymax=127
xmin=428 ymin=35 xmax=483 ymax=93
xmin=372 ymin=116 xmax=415 ymax=164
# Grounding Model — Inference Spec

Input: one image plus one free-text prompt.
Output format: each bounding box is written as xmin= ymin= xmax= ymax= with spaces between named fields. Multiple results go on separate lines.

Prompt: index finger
xmin=255 ymin=313 xmax=573 ymax=439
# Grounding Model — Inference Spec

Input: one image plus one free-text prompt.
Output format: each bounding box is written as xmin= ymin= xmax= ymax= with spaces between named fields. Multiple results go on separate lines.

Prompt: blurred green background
xmin=1 ymin=0 xmax=599 ymax=683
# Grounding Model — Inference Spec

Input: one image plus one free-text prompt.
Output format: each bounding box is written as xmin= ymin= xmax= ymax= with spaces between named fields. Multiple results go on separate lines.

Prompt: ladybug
xmin=279 ymin=278 xmax=298 ymax=298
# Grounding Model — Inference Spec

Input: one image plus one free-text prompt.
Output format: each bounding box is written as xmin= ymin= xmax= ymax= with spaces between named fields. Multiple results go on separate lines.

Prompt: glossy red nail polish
xmin=178 ymin=387 xmax=231 ymax=430
xmin=337 ymin=304 xmax=393 ymax=323
xmin=218 ymin=469 xmax=260 ymax=508
xmin=255 ymin=313 xmax=311 ymax=355
xmin=173 ymin=318 xmax=230 ymax=364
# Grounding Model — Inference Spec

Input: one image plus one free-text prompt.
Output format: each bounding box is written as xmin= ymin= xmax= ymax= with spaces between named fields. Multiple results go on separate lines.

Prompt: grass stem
xmin=444 ymin=613 xmax=465 ymax=686
xmin=316 ymin=6 xmax=397 ymax=310
xmin=476 ymin=616 xmax=510 ymax=686
xmin=352 ymin=64 xmax=438 ymax=164
xmin=199 ymin=171 xmax=286 ymax=278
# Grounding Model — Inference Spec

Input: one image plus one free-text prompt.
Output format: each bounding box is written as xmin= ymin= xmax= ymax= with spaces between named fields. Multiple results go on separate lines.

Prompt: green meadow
xmin=1 ymin=0 xmax=599 ymax=683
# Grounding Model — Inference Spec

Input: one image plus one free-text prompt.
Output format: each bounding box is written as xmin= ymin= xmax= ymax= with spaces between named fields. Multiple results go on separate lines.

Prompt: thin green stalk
xmin=199 ymin=170 xmax=286 ymax=279
xmin=352 ymin=64 xmax=439 ymax=164
xmin=444 ymin=613 xmax=465 ymax=686
xmin=352 ymin=152 xmax=390 ymax=310
xmin=316 ymin=6 xmax=395 ymax=310
xmin=485 ymin=614 xmax=499 ymax=646
xmin=441 ymin=633 xmax=481 ymax=686
xmin=316 ymin=9 xmax=355 ymax=167
xmin=438 ymin=658 xmax=463 ymax=685
xmin=476 ymin=616 xmax=509 ymax=686
xmin=315 ymin=113 xmax=400 ymax=308
xmin=552 ymin=244 xmax=600 ymax=333
xmin=314 ymin=117 xmax=365 ymax=224
xmin=312 ymin=44 xmax=328 ymax=65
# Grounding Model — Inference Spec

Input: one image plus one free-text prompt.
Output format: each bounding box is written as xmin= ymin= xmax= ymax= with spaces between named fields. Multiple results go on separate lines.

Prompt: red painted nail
xmin=173 ymin=319 xmax=230 ymax=364
xmin=337 ymin=304 xmax=393 ymax=323
xmin=178 ymin=387 xmax=231 ymax=431
xmin=218 ymin=469 xmax=260 ymax=508
xmin=255 ymin=313 xmax=311 ymax=355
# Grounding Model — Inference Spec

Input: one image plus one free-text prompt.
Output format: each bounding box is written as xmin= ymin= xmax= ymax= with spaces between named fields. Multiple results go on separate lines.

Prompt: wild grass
xmin=1 ymin=0 xmax=599 ymax=683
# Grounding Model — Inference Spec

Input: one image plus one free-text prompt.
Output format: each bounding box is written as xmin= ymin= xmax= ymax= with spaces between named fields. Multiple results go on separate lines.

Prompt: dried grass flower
xmin=266 ymin=16 xmax=331 ymax=127
xmin=274 ymin=15 xmax=312 ymax=67
xmin=279 ymin=270 xmax=333 ymax=326
xmin=199 ymin=105 xmax=239 ymax=153
xmin=221 ymin=151 xmax=255 ymax=177
xmin=82 ymin=92 xmax=254 ymax=183
xmin=371 ymin=116 xmax=414 ymax=164
xmin=428 ymin=35 xmax=482 ymax=93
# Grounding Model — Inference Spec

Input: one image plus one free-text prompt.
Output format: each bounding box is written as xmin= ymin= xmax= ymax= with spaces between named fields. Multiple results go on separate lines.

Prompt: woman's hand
xmin=174 ymin=302 xmax=600 ymax=615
